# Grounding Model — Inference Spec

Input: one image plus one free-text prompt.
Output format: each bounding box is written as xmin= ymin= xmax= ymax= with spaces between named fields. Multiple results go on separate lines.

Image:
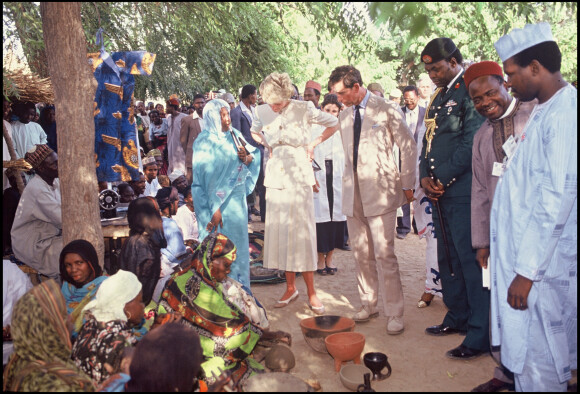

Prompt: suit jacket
xmin=180 ymin=115 xmax=202 ymax=181
xmin=419 ymin=71 xmax=485 ymax=198
xmin=400 ymin=105 xmax=426 ymax=143
xmin=231 ymin=104 xmax=264 ymax=157
xmin=339 ymin=93 xmax=417 ymax=217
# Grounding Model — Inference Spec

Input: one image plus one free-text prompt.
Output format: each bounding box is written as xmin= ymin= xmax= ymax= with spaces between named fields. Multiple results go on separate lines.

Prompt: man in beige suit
xmin=180 ymin=112 xmax=202 ymax=185
xmin=328 ymin=65 xmax=416 ymax=334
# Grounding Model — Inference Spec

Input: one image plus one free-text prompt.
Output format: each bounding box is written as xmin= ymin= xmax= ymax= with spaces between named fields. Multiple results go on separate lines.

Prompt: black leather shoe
xmin=425 ymin=324 xmax=466 ymax=336
xmin=471 ymin=378 xmax=515 ymax=392
xmin=446 ymin=344 xmax=485 ymax=360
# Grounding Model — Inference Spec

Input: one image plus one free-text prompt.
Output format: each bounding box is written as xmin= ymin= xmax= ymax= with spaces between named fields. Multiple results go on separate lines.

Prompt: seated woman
xmin=119 ymin=197 xmax=167 ymax=308
xmin=59 ymin=239 xmax=108 ymax=340
xmin=71 ymin=270 xmax=144 ymax=386
xmin=3 ymin=280 xmax=95 ymax=392
xmin=157 ymin=233 xmax=289 ymax=389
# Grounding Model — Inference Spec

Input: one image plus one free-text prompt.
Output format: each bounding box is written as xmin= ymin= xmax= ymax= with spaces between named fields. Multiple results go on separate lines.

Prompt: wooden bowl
xmin=325 ymin=332 xmax=366 ymax=372
xmin=299 ymin=315 xmax=355 ymax=353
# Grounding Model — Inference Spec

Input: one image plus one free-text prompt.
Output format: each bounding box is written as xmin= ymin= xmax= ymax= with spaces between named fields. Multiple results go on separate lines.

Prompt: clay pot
xmin=325 ymin=332 xmax=366 ymax=372
xmin=299 ymin=315 xmax=355 ymax=353
xmin=339 ymin=364 xmax=372 ymax=391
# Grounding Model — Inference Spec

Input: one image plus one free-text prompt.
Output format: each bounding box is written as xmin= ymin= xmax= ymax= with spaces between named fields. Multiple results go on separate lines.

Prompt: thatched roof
xmin=4 ymin=68 xmax=54 ymax=104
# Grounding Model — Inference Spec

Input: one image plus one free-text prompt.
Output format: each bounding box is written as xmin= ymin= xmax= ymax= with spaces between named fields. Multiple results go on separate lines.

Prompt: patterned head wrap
xmin=4 ymin=280 xmax=95 ymax=391
xmin=305 ymin=80 xmax=322 ymax=93
xmin=59 ymin=239 xmax=103 ymax=288
xmin=148 ymin=148 xmax=162 ymax=158
xmin=83 ymin=270 xmax=142 ymax=323
xmin=24 ymin=144 xmax=54 ymax=169
xmin=194 ymin=233 xmax=237 ymax=284
xmin=142 ymin=156 xmax=156 ymax=167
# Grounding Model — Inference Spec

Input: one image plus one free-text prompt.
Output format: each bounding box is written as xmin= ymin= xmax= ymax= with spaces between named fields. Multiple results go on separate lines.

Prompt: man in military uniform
xmin=419 ymin=38 xmax=488 ymax=359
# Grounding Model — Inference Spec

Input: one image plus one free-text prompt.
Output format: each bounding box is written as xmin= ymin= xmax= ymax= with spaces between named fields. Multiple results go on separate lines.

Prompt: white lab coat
xmin=311 ymin=124 xmax=346 ymax=222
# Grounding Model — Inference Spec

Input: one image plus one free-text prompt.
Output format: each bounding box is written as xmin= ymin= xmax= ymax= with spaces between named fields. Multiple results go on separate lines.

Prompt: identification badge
xmin=492 ymin=162 xmax=505 ymax=177
xmin=502 ymin=135 xmax=517 ymax=158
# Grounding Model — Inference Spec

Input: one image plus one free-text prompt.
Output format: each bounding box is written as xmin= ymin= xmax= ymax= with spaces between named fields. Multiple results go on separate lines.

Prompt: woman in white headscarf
xmin=250 ymin=72 xmax=338 ymax=314
xmin=71 ymin=270 xmax=144 ymax=386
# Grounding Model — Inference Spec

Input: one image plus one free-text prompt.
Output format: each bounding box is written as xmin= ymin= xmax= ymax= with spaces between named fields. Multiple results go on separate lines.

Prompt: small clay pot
xmin=325 ymin=332 xmax=366 ymax=372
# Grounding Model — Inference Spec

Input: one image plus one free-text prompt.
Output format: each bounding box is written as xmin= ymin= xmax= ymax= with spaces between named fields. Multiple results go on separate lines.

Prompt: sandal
xmin=417 ymin=292 xmax=435 ymax=308
xmin=316 ymin=268 xmax=328 ymax=275
xmin=325 ymin=267 xmax=338 ymax=275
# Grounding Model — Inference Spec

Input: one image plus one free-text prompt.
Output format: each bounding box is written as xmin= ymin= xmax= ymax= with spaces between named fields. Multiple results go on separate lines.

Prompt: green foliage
xmin=369 ymin=2 xmax=577 ymax=86
xmin=3 ymin=2 xmax=576 ymax=104
xmin=4 ymin=2 xmax=48 ymax=78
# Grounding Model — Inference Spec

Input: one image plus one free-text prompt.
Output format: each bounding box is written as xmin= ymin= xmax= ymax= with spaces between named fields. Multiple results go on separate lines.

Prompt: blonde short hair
xmin=259 ymin=72 xmax=294 ymax=104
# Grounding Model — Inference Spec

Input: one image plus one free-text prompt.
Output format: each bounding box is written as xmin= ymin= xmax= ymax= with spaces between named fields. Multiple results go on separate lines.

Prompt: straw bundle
xmin=4 ymin=68 xmax=54 ymax=104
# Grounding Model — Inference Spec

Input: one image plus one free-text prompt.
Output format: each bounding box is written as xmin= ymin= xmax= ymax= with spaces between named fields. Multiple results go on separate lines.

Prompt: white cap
xmin=494 ymin=22 xmax=555 ymax=62
xmin=168 ymin=169 xmax=185 ymax=183
xmin=389 ymin=88 xmax=402 ymax=98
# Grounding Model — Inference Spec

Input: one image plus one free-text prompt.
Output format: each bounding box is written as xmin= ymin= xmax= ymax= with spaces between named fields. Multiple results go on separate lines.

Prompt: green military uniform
xmin=419 ymin=65 xmax=488 ymax=350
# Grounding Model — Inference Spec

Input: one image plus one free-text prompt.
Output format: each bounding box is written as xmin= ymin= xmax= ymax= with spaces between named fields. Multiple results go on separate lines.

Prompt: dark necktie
xmin=353 ymin=105 xmax=361 ymax=172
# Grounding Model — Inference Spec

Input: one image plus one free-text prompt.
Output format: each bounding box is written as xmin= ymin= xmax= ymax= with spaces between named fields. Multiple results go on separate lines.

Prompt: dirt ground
xmin=247 ymin=219 xmax=500 ymax=392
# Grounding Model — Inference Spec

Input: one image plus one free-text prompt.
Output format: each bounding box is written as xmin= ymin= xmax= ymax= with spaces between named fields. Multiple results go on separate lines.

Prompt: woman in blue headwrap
xmin=192 ymin=99 xmax=261 ymax=291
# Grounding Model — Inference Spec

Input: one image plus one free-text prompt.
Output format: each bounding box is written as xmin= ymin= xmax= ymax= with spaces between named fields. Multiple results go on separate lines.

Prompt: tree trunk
xmin=40 ymin=2 xmax=104 ymax=268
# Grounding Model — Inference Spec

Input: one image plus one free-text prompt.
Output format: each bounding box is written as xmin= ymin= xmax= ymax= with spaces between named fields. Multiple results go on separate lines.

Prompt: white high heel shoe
xmin=274 ymin=290 xmax=299 ymax=308
xmin=307 ymin=300 xmax=325 ymax=315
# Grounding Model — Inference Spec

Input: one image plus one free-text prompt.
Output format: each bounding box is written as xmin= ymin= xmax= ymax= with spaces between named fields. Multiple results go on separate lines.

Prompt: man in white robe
xmin=10 ymin=102 xmax=47 ymax=159
xmin=491 ymin=22 xmax=577 ymax=392
xmin=165 ymin=97 xmax=187 ymax=174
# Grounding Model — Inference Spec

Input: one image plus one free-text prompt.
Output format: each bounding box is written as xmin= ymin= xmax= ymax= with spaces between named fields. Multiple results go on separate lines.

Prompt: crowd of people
xmin=2 ymin=21 xmax=576 ymax=392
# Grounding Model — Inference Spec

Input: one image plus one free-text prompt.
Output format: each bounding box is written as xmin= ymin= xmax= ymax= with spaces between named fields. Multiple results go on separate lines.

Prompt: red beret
xmin=305 ymin=80 xmax=322 ymax=93
xmin=464 ymin=61 xmax=504 ymax=88
xmin=167 ymin=97 xmax=180 ymax=107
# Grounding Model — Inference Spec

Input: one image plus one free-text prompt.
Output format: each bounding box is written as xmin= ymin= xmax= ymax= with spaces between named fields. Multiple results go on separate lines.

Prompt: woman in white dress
xmin=251 ymin=73 xmax=338 ymax=314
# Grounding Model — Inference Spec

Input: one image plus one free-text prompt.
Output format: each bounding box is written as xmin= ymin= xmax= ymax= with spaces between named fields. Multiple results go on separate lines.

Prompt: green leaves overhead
xmin=368 ymin=2 xmax=577 ymax=87
xmin=3 ymin=2 xmax=577 ymax=103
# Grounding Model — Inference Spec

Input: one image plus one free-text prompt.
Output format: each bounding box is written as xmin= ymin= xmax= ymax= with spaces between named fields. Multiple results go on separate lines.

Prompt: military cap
xmin=421 ymin=38 xmax=458 ymax=64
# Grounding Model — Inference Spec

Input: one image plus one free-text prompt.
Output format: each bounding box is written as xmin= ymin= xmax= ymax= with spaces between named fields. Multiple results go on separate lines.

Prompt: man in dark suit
xmin=397 ymin=86 xmax=426 ymax=239
xmin=420 ymin=38 xmax=487 ymax=360
xmin=231 ymin=84 xmax=265 ymax=222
